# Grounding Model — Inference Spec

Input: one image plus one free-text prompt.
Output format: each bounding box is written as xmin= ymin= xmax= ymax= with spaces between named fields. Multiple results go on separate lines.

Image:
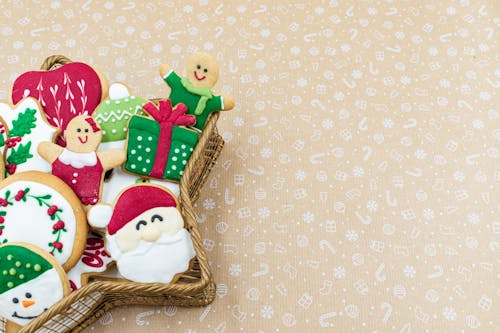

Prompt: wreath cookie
xmin=0 ymin=171 xmax=87 ymax=271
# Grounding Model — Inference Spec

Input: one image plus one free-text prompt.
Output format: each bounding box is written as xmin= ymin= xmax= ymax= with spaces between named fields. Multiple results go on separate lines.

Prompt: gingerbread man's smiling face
xmin=186 ymin=52 xmax=219 ymax=88
xmin=65 ymin=115 xmax=102 ymax=153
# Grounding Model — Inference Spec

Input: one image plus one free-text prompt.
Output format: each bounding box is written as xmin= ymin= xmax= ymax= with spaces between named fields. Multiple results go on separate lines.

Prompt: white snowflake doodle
xmin=442 ymin=307 xmax=457 ymax=321
xmin=346 ymin=230 xmax=359 ymax=242
xmin=229 ymin=264 xmax=242 ymax=277
xmin=403 ymin=265 xmax=416 ymax=279
xmin=260 ymin=305 xmax=274 ymax=319
xmin=203 ymin=198 xmax=216 ymax=210
xmin=333 ymin=266 xmax=346 ymax=279
xmin=366 ymin=200 xmax=379 ymax=212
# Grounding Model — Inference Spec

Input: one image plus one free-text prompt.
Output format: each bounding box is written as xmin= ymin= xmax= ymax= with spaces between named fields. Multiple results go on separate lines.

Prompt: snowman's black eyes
xmin=12 ymin=298 xmax=19 ymax=304
xmin=196 ymin=64 xmax=201 ymax=70
xmin=77 ymin=128 xmax=81 ymax=133
xmin=203 ymin=68 xmax=208 ymax=73
xmin=84 ymin=128 xmax=89 ymax=133
xmin=25 ymin=293 xmax=32 ymax=298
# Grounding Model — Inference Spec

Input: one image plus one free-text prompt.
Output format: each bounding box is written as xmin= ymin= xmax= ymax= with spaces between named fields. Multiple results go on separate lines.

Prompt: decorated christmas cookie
xmin=10 ymin=62 xmax=108 ymax=146
xmin=38 ymin=115 xmax=126 ymax=207
xmin=87 ymin=184 xmax=196 ymax=284
xmin=0 ymin=172 xmax=87 ymax=271
xmin=67 ymin=233 xmax=113 ymax=291
xmin=0 ymin=243 xmax=70 ymax=330
xmin=159 ymin=52 xmax=235 ymax=130
xmin=0 ymin=116 xmax=8 ymax=181
xmin=0 ymin=97 xmax=59 ymax=176
xmin=101 ymin=167 xmax=179 ymax=206
xmin=93 ymin=83 xmax=148 ymax=151
xmin=124 ymin=99 xmax=199 ymax=181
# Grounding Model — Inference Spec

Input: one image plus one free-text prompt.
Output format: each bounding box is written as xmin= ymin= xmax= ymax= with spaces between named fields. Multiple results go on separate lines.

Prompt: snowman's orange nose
xmin=22 ymin=300 xmax=35 ymax=308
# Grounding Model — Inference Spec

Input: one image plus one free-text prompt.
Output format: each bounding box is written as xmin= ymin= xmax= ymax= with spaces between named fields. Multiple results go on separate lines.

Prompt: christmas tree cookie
xmin=124 ymin=99 xmax=199 ymax=182
xmin=93 ymin=83 xmax=148 ymax=151
xmin=159 ymin=52 xmax=235 ymax=130
xmin=0 ymin=243 xmax=70 ymax=330
xmin=0 ymin=171 xmax=88 ymax=271
xmin=0 ymin=97 xmax=59 ymax=176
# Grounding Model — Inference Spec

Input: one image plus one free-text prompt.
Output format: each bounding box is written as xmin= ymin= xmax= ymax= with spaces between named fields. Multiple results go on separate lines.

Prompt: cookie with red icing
xmin=10 ymin=61 xmax=108 ymax=147
xmin=38 ymin=115 xmax=126 ymax=207
xmin=87 ymin=184 xmax=195 ymax=284
xmin=0 ymin=171 xmax=87 ymax=271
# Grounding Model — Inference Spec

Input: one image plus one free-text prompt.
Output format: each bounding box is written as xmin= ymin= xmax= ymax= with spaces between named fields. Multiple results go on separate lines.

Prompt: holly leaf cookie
xmin=0 ymin=171 xmax=88 ymax=271
xmin=0 ymin=97 xmax=59 ymax=176
xmin=0 ymin=243 xmax=70 ymax=329
xmin=94 ymin=83 xmax=148 ymax=151
xmin=10 ymin=62 xmax=108 ymax=146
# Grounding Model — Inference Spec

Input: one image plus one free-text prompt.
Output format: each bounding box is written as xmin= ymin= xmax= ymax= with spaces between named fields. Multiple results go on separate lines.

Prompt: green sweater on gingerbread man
xmin=164 ymin=71 xmax=223 ymax=131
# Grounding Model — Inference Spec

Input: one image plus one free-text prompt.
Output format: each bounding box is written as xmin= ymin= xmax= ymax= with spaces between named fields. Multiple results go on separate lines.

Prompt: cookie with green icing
xmin=0 ymin=243 xmax=70 ymax=328
xmin=93 ymin=83 xmax=147 ymax=150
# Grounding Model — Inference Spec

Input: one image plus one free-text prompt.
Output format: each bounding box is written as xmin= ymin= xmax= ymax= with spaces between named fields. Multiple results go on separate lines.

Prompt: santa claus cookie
xmin=87 ymin=184 xmax=195 ymax=284
xmin=159 ymin=52 xmax=235 ymax=131
xmin=0 ymin=171 xmax=87 ymax=271
xmin=38 ymin=115 xmax=126 ymax=207
xmin=0 ymin=97 xmax=59 ymax=176
xmin=66 ymin=232 xmax=114 ymax=290
xmin=0 ymin=243 xmax=70 ymax=331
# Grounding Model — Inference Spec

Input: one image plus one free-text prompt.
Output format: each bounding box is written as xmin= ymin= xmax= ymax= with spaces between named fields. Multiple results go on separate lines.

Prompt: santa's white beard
xmin=106 ymin=229 xmax=196 ymax=283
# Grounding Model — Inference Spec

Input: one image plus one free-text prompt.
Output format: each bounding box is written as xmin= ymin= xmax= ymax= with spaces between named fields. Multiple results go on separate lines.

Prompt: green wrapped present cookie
xmin=124 ymin=99 xmax=199 ymax=182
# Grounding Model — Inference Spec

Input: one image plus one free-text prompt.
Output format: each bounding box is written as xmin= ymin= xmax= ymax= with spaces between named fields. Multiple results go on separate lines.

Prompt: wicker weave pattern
xmin=0 ymin=56 xmax=222 ymax=333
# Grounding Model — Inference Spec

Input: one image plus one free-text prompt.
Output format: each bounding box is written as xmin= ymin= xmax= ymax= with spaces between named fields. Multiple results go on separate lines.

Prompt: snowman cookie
xmin=38 ymin=115 xmax=126 ymax=207
xmin=159 ymin=52 xmax=235 ymax=130
xmin=0 ymin=243 xmax=70 ymax=330
xmin=0 ymin=97 xmax=59 ymax=176
xmin=0 ymin=171 xmax=88 ymax=271
xmin=88 ymin=184 xmax=195 ymax=284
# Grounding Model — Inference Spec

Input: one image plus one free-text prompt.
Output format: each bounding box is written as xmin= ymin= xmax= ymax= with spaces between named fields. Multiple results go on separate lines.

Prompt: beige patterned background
xmin=0 ymin=1 xmax=499 ymax=332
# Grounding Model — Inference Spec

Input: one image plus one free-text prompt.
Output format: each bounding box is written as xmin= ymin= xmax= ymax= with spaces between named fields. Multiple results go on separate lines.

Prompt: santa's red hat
xmin=105 ymin=185 xmax=178 ymax=235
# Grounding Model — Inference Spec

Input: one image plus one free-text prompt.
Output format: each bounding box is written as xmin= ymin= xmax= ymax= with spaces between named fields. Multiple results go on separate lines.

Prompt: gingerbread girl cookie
xmin=38 ymin=115 xmax=126 ymax=207
xmin=159 ymin=52 xmax=235 ymax=130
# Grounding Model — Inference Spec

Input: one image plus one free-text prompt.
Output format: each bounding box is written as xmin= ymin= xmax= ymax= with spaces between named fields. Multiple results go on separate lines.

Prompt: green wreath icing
xmin=0 ymin=244 xmax=53 ymax=294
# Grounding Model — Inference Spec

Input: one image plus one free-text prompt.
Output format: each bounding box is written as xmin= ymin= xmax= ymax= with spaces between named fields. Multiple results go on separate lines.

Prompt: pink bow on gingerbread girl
xmin=38 ymin=115 xmax=125 ymax=208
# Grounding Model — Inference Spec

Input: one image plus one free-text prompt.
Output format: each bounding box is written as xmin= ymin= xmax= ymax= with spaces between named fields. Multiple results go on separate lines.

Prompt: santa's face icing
xmin=106 ymin=214 xmax=195 ymax=284
xmin=65 ymin=115 xmax=102 ymax=153
xmin=0 ymin=269 xmax=64 ymax=326
xmin=186 ymin=52 xmax=219 ymax=88
xmin=114 ymin=207 xmax=184 ymax=253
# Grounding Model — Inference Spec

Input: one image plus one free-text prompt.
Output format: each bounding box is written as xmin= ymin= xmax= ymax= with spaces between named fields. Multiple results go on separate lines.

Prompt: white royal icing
xmin=0 ymin=268 xmax=64 ymax=327
xmin=106 ymin=228 xmax=195 ymax=283
xmin=0 ymin=98 xmax=57 ymax=173
xmin=58 ymin=149 xmax=97 ymax=168
xmin=0 ymin=180 xmax=78 ymax=266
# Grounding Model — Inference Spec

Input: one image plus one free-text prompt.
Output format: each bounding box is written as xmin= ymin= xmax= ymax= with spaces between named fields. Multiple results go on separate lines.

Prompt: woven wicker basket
xmin=0 ymin=56 xmax=223 ymax=333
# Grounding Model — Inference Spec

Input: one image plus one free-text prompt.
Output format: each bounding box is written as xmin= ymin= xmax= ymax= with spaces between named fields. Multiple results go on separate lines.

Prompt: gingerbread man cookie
xmin=159 ymin=52 xmax=235 ymax=130
xmin=38 ymin=115 xmax=126 ymax=207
